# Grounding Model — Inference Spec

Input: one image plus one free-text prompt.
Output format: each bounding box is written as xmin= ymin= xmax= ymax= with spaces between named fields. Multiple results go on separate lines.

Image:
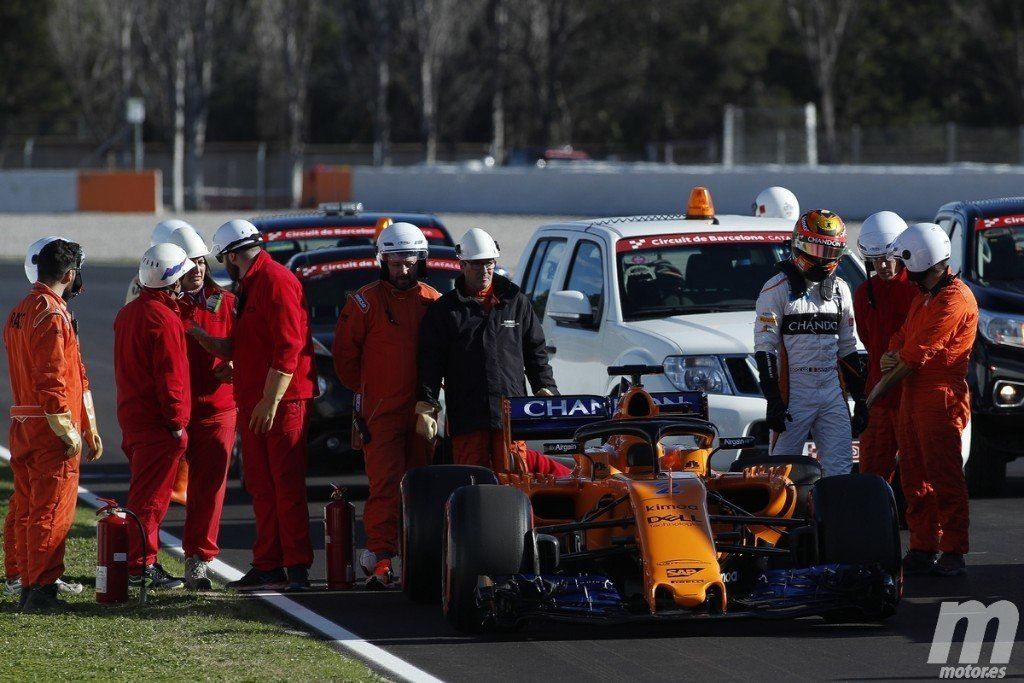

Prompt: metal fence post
xmin=804 ymin=102 xmax=818 ymax=167
xmin=1018 ymin=125 xmax=1024 ymax=165
xmin=946 ymin=122 xmax=957 ymax=164
xmin=851 ymin=124 xmax=861 ymax=165
xmin=256 ymin=142 xmax=267 ymax=210
xmin=722 ymin=104 xmax=736 ymax=167
xmin=22 ymin=138 xmax=34 ymax=168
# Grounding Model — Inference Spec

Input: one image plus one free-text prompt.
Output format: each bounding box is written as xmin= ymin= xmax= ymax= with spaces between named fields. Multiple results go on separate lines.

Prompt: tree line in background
xmin=3 ymin=0 xmax=1024 ymax=207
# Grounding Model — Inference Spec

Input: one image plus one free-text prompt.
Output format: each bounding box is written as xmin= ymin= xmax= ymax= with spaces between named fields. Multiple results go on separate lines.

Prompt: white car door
xmin=540 ymin=236 xmax=611 ymax=396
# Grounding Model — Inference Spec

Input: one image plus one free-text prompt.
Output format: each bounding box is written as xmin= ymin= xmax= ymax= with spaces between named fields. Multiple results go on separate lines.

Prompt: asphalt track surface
xmin=1 ymin=262 xmax=1022 ymax=681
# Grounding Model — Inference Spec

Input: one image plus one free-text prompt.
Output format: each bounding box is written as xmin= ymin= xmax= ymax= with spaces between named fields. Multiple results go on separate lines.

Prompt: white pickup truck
xmin=512 ymin=193 xmax=867 ymax=461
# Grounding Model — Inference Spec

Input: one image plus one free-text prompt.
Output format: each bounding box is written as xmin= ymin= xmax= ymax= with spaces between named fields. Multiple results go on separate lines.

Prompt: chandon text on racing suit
xmin=754 ymin=262 xmax=858 ymax=476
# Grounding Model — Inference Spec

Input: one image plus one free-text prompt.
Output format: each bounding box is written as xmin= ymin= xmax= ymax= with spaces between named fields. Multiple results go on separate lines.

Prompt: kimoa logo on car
xmin=929 ymin=600 xmax=1018 ymax=679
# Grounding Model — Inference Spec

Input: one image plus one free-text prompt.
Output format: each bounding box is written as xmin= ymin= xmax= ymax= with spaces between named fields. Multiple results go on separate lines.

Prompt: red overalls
xmin=114 ymin=288 xmax=191 ymax=572
xmin=890 ymin=274 xmax=977 ymax=555
xmin=232 ymin=251 xmax=316 ymax=571
xmin=4 ymin=284 xmax=89 ymax=588
xmin=333 ymin=280 xmax=440 ymax=557
xmin=180 ymin=284 xmax=237 ymax=562
xmin=853 ymin=269 xmax=919 ymax=479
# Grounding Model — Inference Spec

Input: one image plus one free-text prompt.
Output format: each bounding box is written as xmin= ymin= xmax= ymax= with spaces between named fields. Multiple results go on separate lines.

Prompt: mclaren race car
xmin=400 ymin=365 xmax=901 ymax=632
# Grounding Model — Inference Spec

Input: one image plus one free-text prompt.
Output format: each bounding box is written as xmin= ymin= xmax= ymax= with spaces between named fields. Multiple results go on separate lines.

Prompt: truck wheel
xmin=964 ymin=434 xmax=1007 ymax=498
xmin=400 ymin=465 xmax=497 ymax=604
xmin=442 ymin=485 xmax=532 ymax=633
xmin=811 ymin=474 xmax=901 ymax=621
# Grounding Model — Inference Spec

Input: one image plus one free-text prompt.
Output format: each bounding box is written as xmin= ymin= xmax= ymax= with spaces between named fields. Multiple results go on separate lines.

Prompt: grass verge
xmin=0 ymin=465 xmax=379 ymax=681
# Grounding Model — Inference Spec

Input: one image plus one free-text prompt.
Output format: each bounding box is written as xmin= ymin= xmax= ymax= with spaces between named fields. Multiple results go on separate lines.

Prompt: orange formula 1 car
xmin=401 ymin=365 xmax=901 ymax=632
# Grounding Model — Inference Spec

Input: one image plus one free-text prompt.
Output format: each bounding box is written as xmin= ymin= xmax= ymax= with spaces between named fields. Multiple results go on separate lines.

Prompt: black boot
xmin=22 ymin=583 xmax=68 ymax=613
xmin=18 ymin=585 xmax=31 ymax=610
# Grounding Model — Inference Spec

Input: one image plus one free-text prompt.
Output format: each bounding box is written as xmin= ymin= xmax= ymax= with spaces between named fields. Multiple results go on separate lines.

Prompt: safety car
xmin=400 ymin=365 xmax=901 ymax=632
xmin=512 ymin=187 xmax=867 ymax=464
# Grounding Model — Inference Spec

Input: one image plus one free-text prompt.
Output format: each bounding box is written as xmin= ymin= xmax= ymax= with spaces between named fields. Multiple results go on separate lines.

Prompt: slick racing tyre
xmin=811 ymin=473 xmax=901 ymax=621
xmin=400 ymin=465 xmax=497 ymax=604
xmin=442 ymin=484 xmax=532 ymax=633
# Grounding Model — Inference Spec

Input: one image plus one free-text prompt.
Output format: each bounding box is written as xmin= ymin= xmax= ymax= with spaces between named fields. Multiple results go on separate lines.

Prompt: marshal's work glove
xmin=45 ymin=412 xmax=83 ymax=459
xmin=851 ymin=399 xmax=869 ymax=438
xmin=82 ymin=390 xmax=103 ymax=462
xmin=414 ymin=401 xmax=439 ymax=440
xmin=249 ymin=369 xmax=293 ymax=434
xmin=755 ymin=351 xmax=792 ymax=434
xmin=535 ymin=388 xmax=556 ymax=397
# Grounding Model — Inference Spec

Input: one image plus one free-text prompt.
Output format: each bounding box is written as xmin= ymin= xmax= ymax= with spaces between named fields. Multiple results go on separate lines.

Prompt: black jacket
xmin=417 ymin=274 xmax=557 ymax=435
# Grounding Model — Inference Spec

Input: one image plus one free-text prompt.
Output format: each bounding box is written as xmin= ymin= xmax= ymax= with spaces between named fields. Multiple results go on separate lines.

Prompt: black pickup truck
xmin=934 ymin=198 xmax=1024 ymax=496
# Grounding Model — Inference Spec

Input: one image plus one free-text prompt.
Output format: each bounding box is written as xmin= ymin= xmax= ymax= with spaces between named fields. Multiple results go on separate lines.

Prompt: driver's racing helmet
xmin=790 ymin=209 xmax=847 ymax=282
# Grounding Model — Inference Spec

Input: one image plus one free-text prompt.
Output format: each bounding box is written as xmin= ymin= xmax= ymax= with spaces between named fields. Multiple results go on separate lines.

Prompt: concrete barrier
xmin=352 ymin=164 xmax=1024 ymax=219
xmin=0 ymin=170 xmax=78 ymax=212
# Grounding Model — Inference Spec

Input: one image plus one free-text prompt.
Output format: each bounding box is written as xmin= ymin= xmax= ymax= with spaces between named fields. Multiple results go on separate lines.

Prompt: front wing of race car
xmin=477 ymin=563 xmax=898 ymax=626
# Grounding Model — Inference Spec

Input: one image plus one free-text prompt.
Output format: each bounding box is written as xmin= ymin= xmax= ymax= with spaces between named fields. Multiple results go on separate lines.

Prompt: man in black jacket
xmin=416 ymin=228 xmax=557 ymax=471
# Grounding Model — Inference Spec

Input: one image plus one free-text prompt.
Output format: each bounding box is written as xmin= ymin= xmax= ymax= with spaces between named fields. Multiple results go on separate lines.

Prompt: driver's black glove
xmin=755 ymin=351 xmax=792 ymax=434
xmin=766 ymin=396 xmax=791 ymax=434
xmin=851 ymin=398 xmax=869 ymax=438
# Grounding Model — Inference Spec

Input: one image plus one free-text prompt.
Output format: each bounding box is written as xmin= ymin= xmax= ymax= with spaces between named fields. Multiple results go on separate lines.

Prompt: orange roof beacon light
xmin=374 ymin=216 xmax=394 ymax=240
xmin=685 ymin=186 xmax=715 ymax=219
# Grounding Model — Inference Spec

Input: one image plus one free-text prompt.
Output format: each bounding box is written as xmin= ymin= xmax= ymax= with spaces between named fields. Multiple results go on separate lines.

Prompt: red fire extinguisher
xmin=325 ymin=484 xmax=355 ymax=590
xmin=96 ymin=498 xmax=147 ymax=605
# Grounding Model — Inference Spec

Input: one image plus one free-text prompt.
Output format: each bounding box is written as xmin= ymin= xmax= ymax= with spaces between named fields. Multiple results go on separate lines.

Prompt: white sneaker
xmin=4 ymin=577 xmax=21 ymax=596
xmin=185 ymin=556 xmax=213 ymax=590
xmin=56 ymin=578 xmax=84 ymax=595
xmin=358 ymin=549 xmax=377 ymax=576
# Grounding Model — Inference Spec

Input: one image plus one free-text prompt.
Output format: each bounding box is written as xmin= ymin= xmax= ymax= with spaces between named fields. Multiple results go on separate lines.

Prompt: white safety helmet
xmin=889 ymin=223 xmax=951 ymax=273
xmin=858 ymin=211 xmax=908 ymax=259
xmin=377 ymin=221 xmax=428 ymax=262
xmin=752 ymin=186 xmax=800 ymax=220
xmin=24 ymin=236 xmax=66 ymax=283
xmin=211 ymin=219 xmax=262 ymax=261
xmin=151 ymin=219 xmax=194 ymax=246
xmin=169 ymin=225 xmax=211 ymax=259
xmin=456 ymin=228 xmax=500 ymax=261
xmin=139 ymin=243 xmax=196 ymax=289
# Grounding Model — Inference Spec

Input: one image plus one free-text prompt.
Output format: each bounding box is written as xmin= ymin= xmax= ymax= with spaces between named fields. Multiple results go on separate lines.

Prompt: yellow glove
xmin=249 ymin=369 xmax=293 ymax=434
xmin=536 ymin=388 xmax=556 ymax=397
xmin=82 ymin=390 xmax=103 ymax=462
xmin=45 ymin=412 xmax=83 ymax=459
xmin=414 ymin=401 xmax=439 ymax=440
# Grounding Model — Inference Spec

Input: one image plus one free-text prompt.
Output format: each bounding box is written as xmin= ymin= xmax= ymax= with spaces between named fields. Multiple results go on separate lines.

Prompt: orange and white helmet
xmin=791 ymin=209 xmax=847 ymax=280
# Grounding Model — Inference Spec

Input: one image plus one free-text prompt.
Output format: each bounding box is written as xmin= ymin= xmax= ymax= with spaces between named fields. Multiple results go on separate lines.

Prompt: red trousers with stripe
xmin=182 ymin=410 xmax=236 ymax=561
xmin=3 ymin=492 xmax=19 ymax=580
xmin=124 ymin=428 xmax=186 ymax=572
xmin=8 ymin=419 xmax=81 ymax=587
xmin=363 ymin=410 xmax=433 ymax=557
xmin=239 ymin=399 xmax=313 ymax=571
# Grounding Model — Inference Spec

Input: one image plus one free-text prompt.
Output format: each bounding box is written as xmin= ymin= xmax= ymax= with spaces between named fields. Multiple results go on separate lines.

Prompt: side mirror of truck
xmin=547 ymin=290 xmax=596 ymax=329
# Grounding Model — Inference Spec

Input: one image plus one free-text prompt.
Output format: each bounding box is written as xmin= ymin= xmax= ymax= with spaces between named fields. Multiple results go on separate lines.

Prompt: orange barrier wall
xmin=302 ymin=165 xmax=351 ymax=207
xmin=77 ymin=170 xmax=162 ymax=212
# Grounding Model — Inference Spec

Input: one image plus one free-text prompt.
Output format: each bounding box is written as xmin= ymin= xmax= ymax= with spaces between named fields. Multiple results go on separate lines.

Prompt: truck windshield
xmin=976 ymin=226 xmax=1024 ymax=287
xmin=617 ymin=241 xmax=864 ymax=320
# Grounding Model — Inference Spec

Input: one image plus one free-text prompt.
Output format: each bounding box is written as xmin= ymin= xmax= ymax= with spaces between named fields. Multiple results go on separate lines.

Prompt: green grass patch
xmin=0 ymin=465 xmax=379 ymax=682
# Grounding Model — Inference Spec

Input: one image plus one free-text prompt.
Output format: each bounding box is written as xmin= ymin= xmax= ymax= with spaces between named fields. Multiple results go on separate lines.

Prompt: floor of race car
xmin=3 ymin=262 xmax=1022 ymax=681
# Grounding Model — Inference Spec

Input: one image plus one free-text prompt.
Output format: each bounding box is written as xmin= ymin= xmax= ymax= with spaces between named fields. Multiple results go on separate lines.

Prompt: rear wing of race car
xmin=501 ymin=391 xmax=708 ymax=443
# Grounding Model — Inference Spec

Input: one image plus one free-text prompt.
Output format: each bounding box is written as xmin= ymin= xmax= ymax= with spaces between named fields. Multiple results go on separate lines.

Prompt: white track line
xmin=0 ymin=445 xmax=442 ymax=683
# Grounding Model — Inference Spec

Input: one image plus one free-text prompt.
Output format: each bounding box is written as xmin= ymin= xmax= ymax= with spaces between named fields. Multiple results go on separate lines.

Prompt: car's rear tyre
xmin=400 ymin=465 xmax=498 ymax=604
xmin=811 ymin=473 xmax=901 ymax=621
xmin=442 ymin=485 xmax=532 ymax=633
